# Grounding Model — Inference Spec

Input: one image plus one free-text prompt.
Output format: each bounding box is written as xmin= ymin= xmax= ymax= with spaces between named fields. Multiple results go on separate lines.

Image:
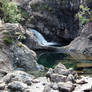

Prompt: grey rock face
xmin=10 ymin=43 xmax=42 ymax=71
xmin=15 ymin=0 xmax=80 ymax=44
xmin=66 ymin=22 xmax=92 ymax=55
xmin=3 ymin=23 xmax=44 ymax=71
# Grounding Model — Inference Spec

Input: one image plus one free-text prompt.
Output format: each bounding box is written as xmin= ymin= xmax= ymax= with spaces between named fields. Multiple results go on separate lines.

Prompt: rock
xmin=55 ymin=63 xmax=67 ymax=70
xmin=51 ymin=83 xmax=58 ymax=90
xmin=54 ymin=63 xmax=69 ymax=76
xmin=0 ymin=21 xmax=13 ymax=76
xmin=66 ymin=22 xmax=92 ymax=55
xmin=76 ymin=77 xmax=88 ymax=84
xmin=32 ymin=79 xmax=40 ymax=83
xmin=58 ymin=82 xmax=75 ymax=92
xmin=24 ymin=29 xmax=42 ymax=49
xmin=46 ymin=68 xmax=54 ymax=78
xmin=3 ymin=23 xmax=44 ymax=71
xmin=0 ymin=83 xmax=6 ymax=90
xmin=28 ymin=77 xmax=50 ymax=92
xmin=73 ymin=77 xmax=92 ymax=92
xmin=66 ymin=74 xmax=75 ymax=83
xmin=43 ymin=86 xmax=59 ymax=92
xmin=10 ymin=43 xmax=43 ymax=71
xmin=50 ymin=73 xmax=66 ymax=83
xmin=2 ymin=70 xmax=34 ymax=85
xmin=46 ymin=63 xmax=69 ymax=77
xmin=8 ymin=81 xmax=28 ymax=92
xmin=46 ymin=63 xmax=78 ymax=83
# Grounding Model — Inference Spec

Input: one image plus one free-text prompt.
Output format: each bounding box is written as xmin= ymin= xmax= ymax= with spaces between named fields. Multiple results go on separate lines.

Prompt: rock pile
xmin=0 ymin=63 xmax=92 ymax=92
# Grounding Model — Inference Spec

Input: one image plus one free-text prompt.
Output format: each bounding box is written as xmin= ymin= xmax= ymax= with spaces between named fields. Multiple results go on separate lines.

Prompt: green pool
xmin=37 ymin=52 xmax=92 ymax=75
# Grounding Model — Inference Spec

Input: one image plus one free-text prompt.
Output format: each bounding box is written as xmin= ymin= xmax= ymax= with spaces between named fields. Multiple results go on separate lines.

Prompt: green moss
xmin=3 ymin=37 xmax=12 ymax=45
xmin=3 ymin=32 xmax=9 ymax=35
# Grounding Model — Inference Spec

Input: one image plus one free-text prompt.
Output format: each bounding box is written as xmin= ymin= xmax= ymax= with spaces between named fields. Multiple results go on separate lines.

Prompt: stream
xmin=29 ymin=29 xmax=92 ymax=75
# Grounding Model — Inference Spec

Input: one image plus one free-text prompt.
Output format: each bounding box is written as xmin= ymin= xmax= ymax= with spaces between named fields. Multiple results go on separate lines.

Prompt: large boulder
xmin=66 ymin=22 xmax=92 ymax=55
xmin=10 ymin=43 xmax=43 ymax=71
xmin=2 ymin=70 xmax=34 ymax=85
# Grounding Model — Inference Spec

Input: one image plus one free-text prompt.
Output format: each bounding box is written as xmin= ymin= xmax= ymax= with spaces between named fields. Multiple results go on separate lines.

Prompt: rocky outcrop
xmin=13 ymin=0 xmax=80 ymax=44
xmin=0 ymin=21 xmax=43 ymax=72
xmin=65 ymin=22 xmax=92 ymax=56
xmin=10 ymin=43 xmax=43 ymax=71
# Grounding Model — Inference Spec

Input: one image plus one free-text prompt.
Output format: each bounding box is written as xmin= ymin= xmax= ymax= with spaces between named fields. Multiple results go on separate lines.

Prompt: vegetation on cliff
xmin=1 ymin=0 xmax=27 ymax=23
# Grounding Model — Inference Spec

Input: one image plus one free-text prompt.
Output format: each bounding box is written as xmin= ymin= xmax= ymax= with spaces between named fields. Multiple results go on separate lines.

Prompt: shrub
xmin=76 ymin=5 xmax=90 ymax=25
xmin=1 ymin=0 xmax=21 ymax=23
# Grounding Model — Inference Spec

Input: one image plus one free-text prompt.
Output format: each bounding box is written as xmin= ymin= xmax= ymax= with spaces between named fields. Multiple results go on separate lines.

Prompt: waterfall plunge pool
xmin=37 ymin=52 xmax=92 ymax=75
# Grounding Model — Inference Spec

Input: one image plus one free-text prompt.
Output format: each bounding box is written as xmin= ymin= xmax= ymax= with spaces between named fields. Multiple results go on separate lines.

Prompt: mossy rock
xmin=3 ymin=37 xmax=12 ymax=45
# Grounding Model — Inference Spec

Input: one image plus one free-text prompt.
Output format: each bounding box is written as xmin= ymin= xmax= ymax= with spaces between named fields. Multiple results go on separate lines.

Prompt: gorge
xmin=0 ymin=0 xmax=92 ymax=92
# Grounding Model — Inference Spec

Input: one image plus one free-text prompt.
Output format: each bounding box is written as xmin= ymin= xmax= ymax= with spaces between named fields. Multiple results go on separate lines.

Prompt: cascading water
xmin=28 ymin=28 xmax=59 ymax=46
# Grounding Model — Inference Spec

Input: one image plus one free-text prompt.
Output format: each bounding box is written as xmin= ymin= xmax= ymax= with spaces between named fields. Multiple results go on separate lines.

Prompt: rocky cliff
xmin=13 ymin=0 xmax=80 ymax=45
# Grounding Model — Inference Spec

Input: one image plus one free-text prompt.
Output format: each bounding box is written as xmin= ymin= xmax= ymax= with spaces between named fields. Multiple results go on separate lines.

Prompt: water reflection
xmin=37 ymin=52 xmax=92 ymax=75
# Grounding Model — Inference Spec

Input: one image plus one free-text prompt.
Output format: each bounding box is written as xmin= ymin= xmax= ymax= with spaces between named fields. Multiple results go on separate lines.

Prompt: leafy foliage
xmin=1 ymin=0 xmax=27 ymax=23
xmin=76 ymin=5 xmax=90 ymax=25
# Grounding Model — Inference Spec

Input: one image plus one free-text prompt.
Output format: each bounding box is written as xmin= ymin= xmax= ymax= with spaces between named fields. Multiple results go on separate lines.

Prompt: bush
xmin=76 ymin=5 xmax=90 ymax=25
xmin=1 ymin=0 xmax=21 ymax=23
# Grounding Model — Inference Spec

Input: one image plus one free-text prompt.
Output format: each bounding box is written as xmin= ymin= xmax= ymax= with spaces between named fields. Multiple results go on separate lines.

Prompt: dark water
xmin=37 ymin=52 xmax=92 ymax=75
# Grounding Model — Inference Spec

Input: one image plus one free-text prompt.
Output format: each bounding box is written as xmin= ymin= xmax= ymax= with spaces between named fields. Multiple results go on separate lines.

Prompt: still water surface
xmin=37 ymin=52 xmax=92 ymax=75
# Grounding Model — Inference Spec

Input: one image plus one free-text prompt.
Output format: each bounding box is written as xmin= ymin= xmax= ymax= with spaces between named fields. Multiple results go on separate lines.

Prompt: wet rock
xmin=2 ymin=70 xmax=34 ymax=85
xmin=58 ymin=82 xmax=75 ymax=92
xmin=25 ymin=29 xmax=42 ymax=49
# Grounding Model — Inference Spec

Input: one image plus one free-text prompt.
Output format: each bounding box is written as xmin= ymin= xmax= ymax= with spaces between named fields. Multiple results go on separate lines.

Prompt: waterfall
xmin=28 ymin=29 xmax=59 ymax=46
